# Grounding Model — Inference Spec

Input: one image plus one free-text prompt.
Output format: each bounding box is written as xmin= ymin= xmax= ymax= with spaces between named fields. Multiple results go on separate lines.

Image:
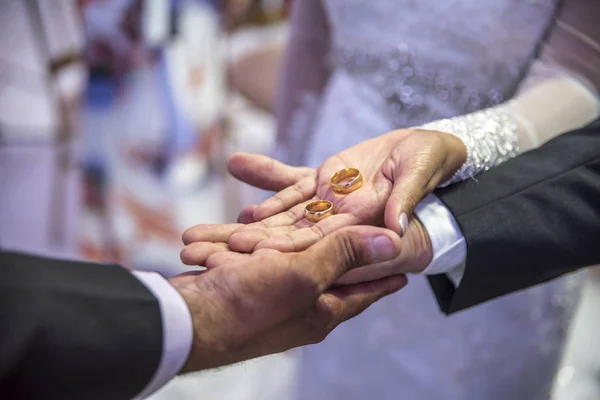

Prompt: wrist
xmin=179 ymin=299 xmax=232 ymax=373
xmin=167 ymin=278 xmax=228 ymax=374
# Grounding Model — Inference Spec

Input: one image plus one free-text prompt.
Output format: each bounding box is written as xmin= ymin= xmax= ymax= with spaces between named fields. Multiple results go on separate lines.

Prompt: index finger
xmin=228 ymin=152 xmax=315 ymax=192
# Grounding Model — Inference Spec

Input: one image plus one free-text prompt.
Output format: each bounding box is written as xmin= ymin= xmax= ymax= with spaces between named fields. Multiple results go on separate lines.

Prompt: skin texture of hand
xmin=171 ymin=226 xmax=408 ymax=372
xmin=182 ymin=129 xmax=462 ymax=270
xmin=335 ymin=215 xmax=434 ymax=285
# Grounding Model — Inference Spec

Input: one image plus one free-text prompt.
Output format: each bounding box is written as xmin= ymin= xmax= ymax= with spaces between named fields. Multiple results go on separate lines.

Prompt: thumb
xmin=383 ymin=144 xmax=449 ymax=236
xmin=383 ymin=130 xmax=467 ymax=236
xmin=384 ymin=171 xmax=437 ymax=237
xmin=228 ymin=152 xmax=315 ymax=192
xmin=298 ymin=226 xmax=403 ymax=292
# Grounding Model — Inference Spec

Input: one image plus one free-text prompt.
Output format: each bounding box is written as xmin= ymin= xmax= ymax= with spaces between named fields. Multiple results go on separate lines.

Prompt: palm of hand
xmin=181 ymin=128 xmax=460 ymax=280
xmin=175 ymin=225 xmax=409 ymax=372
xmin=194 ymin=131 xmax=412 ymax=255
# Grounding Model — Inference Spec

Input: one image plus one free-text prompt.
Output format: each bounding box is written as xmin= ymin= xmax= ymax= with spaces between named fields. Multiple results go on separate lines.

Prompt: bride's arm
xmin=272 ymin=0 xmax=331 ymax=166
xmin=421 ymin=0 xmax=600 ymax=186
xmin=414 ymin=0 xmax=599 ymax=283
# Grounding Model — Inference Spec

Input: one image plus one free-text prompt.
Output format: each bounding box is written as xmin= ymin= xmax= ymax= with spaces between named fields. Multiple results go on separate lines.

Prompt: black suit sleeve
xmin=428 ymin=119 xmax=600 ymax=314
xmin=0 ymin=251 xmax=163 ymax=400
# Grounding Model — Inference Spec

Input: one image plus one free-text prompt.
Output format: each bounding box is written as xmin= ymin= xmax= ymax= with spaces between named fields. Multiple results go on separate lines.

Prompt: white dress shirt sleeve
xmin=131 ymin=271 xmax=194 ymax=399
xmin=413 ymin=194 xmax=467 ymax=287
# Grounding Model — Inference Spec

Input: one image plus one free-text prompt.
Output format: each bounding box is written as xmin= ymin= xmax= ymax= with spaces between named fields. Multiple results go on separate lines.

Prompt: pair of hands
xmin=170 ymin=128 xmax=466 ymax=372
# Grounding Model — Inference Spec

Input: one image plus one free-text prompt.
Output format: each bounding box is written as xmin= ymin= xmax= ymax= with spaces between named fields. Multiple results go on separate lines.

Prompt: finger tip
xmin=227 ymin=230 xmax=263 ymax=253
xmin=179 ymin=246 xmax=193 ymax=265
xmin=226 ymin=152 xmax=241 ymax=169
xmin=388 ymin=274 xmax=409 ymax=292
xmin=181 ymin=229 xmax=196 ymax=246
xmin=227 ymin=152 xmax=253 ymax=176
xmin=227 ymin=151 xmax=248 ymax=163
xmin=237 ymin=205 xmax=258 ymax=223
xmin=225 ymin=234 xmax=243 ymax=251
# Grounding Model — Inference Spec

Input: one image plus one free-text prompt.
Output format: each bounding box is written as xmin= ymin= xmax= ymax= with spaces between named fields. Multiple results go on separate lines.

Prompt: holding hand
xmin=182 ymin=129 xmax=463 ymax=274
xmin=172 ymin=226 xmax=407 ymax=372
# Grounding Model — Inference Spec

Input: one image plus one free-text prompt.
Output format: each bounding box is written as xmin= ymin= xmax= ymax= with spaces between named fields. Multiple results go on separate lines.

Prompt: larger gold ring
xmin=304 ymin=200 xmax=334 ymax=223
xmin=330 ymin=168 xmax=363 ymax=195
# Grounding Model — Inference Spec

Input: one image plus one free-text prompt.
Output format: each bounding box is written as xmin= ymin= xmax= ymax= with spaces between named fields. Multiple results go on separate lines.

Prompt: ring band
xmin=304 ymin=200 xmax=334 ymax=223
xmin=330 ymin=168 xmax=363 ymax=195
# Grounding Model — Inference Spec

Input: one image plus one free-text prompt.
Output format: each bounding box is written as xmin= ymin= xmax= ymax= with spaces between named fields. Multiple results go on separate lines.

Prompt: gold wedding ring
xmin=330 ymin=168 xmax=363 ymax=195
xmin=304 ymin=200 xmax=334 ymax=223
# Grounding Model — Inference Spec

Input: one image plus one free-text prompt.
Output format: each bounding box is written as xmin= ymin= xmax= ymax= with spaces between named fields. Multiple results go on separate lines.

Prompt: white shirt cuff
xmin=414 ymin=194 xmax=467 ymax=286
xmin=131 ymin=271 xmax=194 ymax=398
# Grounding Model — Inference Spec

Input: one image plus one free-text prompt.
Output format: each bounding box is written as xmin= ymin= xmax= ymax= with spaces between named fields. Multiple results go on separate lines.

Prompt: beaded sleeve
xmin=420 ymin=109 xmax=520 ymax=187
xmin=421 ymin=0 xmax=600 ymax=187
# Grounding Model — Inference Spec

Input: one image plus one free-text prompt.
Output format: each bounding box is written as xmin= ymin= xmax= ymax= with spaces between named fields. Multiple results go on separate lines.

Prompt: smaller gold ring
xmin=304 ymin=200 xmax=334 ymax=223
xmin=330 ymin=168 xmax=363 ymax=195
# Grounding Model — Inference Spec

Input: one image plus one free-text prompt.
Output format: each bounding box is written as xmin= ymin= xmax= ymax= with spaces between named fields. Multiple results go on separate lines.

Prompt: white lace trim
xmin=420 ymin=108 xmax=520 ymax=187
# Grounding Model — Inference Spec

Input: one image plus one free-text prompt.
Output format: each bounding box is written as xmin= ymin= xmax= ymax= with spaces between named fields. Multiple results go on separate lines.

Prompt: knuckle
xmin=263 ymin=157 xmax=277 ymax=175
xmin=402 ymin=193 xmax=420 ymax=209
xmin=290 ymin=182 xmax=307 ymax=199
xmin=309 ymin=224 xmax=325 ymax=240
xmin=334 ymin=232 xmax=362 ymax=270
xmin=273 ymin=193 xmax=287 ymax=208
xmin=205 ymin=252 xmax=227 ymax=269
xmin=304 ymin=315 xmax=328 ymax=344
xmin=305 ymin=278 xmax=324 ymax=300
xmin=315 ymin=163 xmax=327 ymax=176
xmin=390 ymin=143 xmax=407 ymax=161
xmin=303 ymin=302 xmax=335 ymax=344
xmin=285 ymin=208 xmax=299 ymax=223
xmin=287 ymin=254 xmax=322 ymax=298
xmin=283 ymin=232 xmax=299 ymax=253
xmin=231 ymin=224 xmax=247 ymax=234
xmin=388 ymin=190 xmax=405 ymax=203
xmin=381 ymin=157 xmax=396 ymax=179
xmin=299 ymin=167 xmax=317 ymax=179
xmin=250 ymin=248 xmax=279 ymax=266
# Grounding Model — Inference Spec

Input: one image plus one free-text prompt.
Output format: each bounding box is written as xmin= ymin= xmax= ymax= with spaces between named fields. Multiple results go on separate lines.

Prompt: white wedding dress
xmin=273 ymin=0 xmax=600 ymax=399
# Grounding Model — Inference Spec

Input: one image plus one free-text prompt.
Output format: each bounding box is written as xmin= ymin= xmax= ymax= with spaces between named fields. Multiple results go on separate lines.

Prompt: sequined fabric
xmin=329 ymin=45 xmax=507 ymax=127
xmin=324 ymin=0 xmax=558 ymax=127
xmin=421 ymin=109 xmax=519 ymax=186
xmin=277 ymin=1 xmax=583 ymax=400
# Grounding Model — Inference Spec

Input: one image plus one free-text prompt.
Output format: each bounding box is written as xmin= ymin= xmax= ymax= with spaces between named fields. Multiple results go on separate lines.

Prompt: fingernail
xmin=370 ymin=235 xmax=398 ymax=263
xmin=399 ymin=213 xmax=408 ymax=237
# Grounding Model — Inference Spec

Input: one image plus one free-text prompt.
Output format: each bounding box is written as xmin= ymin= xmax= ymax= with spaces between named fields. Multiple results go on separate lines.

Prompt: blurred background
xmin=1 ymin=0 xmax=599 ymax=399
xmin=78 ymin=0 xmax=287 ymax=275
xmin=2 ymin=0 xmax=296 ymax=398
xmin=80 ymin=1 xmax=295 ymax=398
